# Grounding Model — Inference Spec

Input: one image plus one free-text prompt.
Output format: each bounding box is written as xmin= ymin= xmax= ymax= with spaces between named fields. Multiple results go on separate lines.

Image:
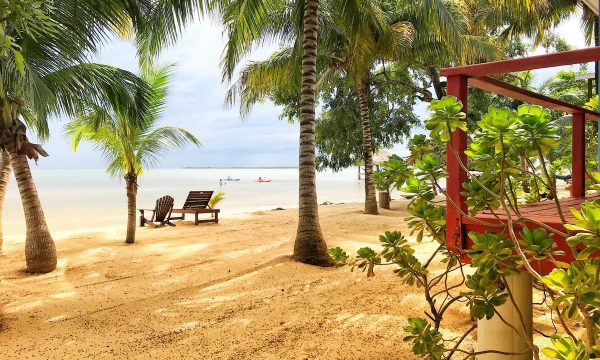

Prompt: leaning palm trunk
xmin=293 ymin=0 xmax=331 ymax=266
xmin=125 ymin=172 xmax=138 ymax=244
xmin=7 ymin=149 xmax=56 ymax=273
xmin=357 ymin=78 xmax=378 ymax=215
xmin=0 ymin=151 xmax=11 ymax=253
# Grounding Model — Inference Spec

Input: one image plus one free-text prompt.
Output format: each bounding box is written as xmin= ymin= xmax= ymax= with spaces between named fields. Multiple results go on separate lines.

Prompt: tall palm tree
xmin=292 ymin=0 xmax=332 ymax=264
xmin=0 ymin=151 xmax=10 ymax=253
xmin=221 ymin=0 xmax=337 ymax=265
xmin=225 ymin=1 xmax=504 ymax=216
xmin=317 ymin=4 xmax=414 ymax=215
xmin=1 ymin=1 xmax=158 ymax=272
xmin=1 ymin=0 xmax=208 ymax=272
xmin=66 ymin=64 xmax=201 ymax=244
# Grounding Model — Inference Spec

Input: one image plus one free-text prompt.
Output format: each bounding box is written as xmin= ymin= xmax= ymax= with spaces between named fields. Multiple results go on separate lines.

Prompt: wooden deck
xmin=463 ymin=194 xmax=600 ymax=227
xmin=441 ymin=47 xmax=600 ymax=272
xmin=460 ymin=194 xmax=600 ymax=275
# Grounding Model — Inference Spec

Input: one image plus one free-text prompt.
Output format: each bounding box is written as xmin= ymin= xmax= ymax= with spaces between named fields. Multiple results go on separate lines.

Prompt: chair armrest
xmin=138 ymin=209 xmax=156 ymax=214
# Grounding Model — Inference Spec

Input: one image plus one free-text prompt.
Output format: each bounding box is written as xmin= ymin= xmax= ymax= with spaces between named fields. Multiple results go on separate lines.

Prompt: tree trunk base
xmin=378 ymin=191 xmax=391 ymax=209
xmin=8 ymin=150 xmax=57 ymax=273
xmin=364 ymin=204 xmax=379 ymax=214
xmin=25 ymin=234 xmax=57 ymax=274
xmin=294 ymin=225 xmax=333 ymax=267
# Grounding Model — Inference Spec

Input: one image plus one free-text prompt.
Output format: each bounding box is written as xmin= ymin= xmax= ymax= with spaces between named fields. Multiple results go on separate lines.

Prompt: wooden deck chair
xmin=138 ymin=195 xmax=176 ymax=228
xmin=169 ymin=191 xmax=220 ymax=225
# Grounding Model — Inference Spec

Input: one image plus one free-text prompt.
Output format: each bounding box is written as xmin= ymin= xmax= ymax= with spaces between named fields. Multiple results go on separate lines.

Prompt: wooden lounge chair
xmin=169 ymin=191 xmax=220 ymax=225
xmin=138 ymin=195 xmax=176 ymax=228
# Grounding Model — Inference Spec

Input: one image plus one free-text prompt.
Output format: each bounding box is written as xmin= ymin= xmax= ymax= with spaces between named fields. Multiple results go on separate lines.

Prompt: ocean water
xmin=3 ymin=168 xmax=365 ymax=237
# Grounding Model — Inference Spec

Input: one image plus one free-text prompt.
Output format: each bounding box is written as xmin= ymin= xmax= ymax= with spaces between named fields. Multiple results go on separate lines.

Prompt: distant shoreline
xmin=182 ymin=166 xmax=299 ymax=169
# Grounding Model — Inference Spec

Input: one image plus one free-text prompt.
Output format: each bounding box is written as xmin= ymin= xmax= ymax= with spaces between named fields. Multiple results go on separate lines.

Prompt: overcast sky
xmin=32 ymin=13 xmax=588 ymax=169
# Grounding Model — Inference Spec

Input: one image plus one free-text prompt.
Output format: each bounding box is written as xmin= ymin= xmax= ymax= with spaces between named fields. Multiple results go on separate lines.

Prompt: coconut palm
xmin=222 ymin=0 xmax=404 ymax=262
xmin=1 ymin=1 xmax=159 ymax=272
xmin=225 ymin=0 xmax=506 ymax=217
xmin=221 ymin=0 xmax=334 ymax=265
xmin=66 ymin=64 xmax=201 ymax=244
xmin=0 ymin=0 xmax=209 ymax=272
xmin=0 ymin=151 xmax=10 ymax=253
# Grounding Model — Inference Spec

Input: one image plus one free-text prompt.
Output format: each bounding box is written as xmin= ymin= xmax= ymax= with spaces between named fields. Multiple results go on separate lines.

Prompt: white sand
xmin=0 ymin=200 xmax=558 ymax=359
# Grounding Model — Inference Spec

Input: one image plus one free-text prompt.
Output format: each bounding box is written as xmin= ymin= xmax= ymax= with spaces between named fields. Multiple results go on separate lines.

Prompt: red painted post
xmin=445 ymin=75 xmax=469 ymax=253
xmin=571 ymin=112 xmax=586 ymax=197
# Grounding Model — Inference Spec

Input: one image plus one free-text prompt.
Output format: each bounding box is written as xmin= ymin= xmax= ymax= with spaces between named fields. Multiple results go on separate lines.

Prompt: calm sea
xmin=3 ymin=168 xmax=365 ymax=237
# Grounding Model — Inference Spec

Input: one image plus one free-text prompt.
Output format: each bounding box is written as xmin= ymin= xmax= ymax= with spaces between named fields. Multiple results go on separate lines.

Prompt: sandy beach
xmin=0 ymin=200 xmax=561 ymax=359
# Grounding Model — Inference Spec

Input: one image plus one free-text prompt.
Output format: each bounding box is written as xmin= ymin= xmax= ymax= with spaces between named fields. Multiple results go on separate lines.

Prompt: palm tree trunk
xmin=0 ymin=151 xmax=11 ymax=253
xmin=357 ymin=76 xmax=378 ymax=215
xmin=293 ymin=0 xmax=331 ymax=266
xmin=7 ymin=149 xmax=56 ymax=273
xmin=125 ymin=172 xmax=138 ymax=244
xmin=427 ymin=66 xmax=445 ymax=100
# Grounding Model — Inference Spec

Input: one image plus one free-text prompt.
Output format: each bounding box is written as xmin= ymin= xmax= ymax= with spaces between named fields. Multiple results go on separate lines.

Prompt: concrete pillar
xmin=477 ymin=272 xmax=533 ymax=360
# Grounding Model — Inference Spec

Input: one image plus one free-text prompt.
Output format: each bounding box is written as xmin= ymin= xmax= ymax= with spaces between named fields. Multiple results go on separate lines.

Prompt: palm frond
xmin=65 ymin=64 xmax=201 ymax=178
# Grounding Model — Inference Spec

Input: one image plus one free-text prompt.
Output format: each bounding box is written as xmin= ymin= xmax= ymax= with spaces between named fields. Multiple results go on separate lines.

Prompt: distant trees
xmin=315 ymin=73 xmax=419 ymax=172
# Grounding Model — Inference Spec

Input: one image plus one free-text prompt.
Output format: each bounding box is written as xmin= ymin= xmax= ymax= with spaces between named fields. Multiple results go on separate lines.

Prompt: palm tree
xmin=221 ymin=0 xmax=500 ymax=261
xmin=0 ymin=151 xmax=10 ymax=253
xmin=221 ymin=0 xmax=337 ymax=265
xmin=0 ymin=0 xmax=208 ymax=272
xmin=292 ymin=0 xmax=332 ymax=264
xmin=66 ymin=64 xmax=201 ymax=244
xmin=225 ymin=0 xmax=505 ymax=217
xmin=1 ymin=2 xmax=160 ymax=272
xmin=317 ymin=4 xmax=414 ymax=215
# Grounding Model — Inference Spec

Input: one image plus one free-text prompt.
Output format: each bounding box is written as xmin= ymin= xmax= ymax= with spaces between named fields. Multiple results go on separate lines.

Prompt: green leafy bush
xmin=332 ymin=96 xmax=600 ymax=358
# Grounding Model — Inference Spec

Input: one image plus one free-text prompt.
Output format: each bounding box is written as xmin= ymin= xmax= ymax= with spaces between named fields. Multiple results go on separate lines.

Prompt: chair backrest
xmin=154 ymin=195 xmax=175 ymax=222
xmin=182 ymin=191 xmax=213 ymax=209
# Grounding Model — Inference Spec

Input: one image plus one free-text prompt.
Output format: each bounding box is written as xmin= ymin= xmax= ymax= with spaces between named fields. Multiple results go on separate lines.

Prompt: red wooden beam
xmin=445 ymin=75 xmax=468 ymax=254
xmin=469 ymin=77 xmax=599 ymax=121
xmin=441 ymin=47 xmax=600 ymax=77
xmin=572 ymin=112 xmax=586 ymax=197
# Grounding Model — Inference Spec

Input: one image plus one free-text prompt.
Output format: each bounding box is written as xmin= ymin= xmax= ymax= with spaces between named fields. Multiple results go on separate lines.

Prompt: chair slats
xmin=183 ymin=191 xmax=213 ymax=209
xmin=155 ymin=195 xmax=175 ymax=222
xmin=138 ymin=195 xmax=175 ymax=228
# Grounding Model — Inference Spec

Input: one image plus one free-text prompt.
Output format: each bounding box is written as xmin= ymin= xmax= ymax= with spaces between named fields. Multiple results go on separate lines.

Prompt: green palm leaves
xmin=65 ymin=64 xmax=201 ymax=178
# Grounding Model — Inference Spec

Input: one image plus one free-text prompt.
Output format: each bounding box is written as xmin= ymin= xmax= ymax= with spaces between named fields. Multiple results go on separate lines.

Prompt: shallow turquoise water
xmin=4 ymin=168 xmax=365 ymax=236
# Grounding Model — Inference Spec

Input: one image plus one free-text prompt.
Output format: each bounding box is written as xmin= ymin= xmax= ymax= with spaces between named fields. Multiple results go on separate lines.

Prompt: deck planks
xmin=463 ymin=194 xmax=600 ymax=227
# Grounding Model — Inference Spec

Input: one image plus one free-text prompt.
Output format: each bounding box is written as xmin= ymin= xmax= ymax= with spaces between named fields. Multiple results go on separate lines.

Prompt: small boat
xmin=225 ymin=176 xmax=240 ymax=182
xmin=257 ymin=177 xmax=272 ymax=183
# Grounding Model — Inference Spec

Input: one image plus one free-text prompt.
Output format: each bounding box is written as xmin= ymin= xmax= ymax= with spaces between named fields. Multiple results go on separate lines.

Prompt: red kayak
xmin=257 ymin=179 xmax=272 ymax=183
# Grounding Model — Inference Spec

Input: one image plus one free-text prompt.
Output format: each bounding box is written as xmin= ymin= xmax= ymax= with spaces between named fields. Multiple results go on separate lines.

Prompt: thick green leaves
xmin=425 ymin=96 xmax=467 ymax=142
xmin=403 ymin=318 xmax=444 ymax=360
xmin=542 ymin=335 xmax=591 ymax=360
xmin=519 ymin=227 xmax=561 ymax=261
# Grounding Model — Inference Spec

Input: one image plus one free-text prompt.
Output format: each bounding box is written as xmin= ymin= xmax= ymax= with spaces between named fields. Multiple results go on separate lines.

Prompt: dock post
xmin=476 ymin=272 xmax=533 ymax=360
